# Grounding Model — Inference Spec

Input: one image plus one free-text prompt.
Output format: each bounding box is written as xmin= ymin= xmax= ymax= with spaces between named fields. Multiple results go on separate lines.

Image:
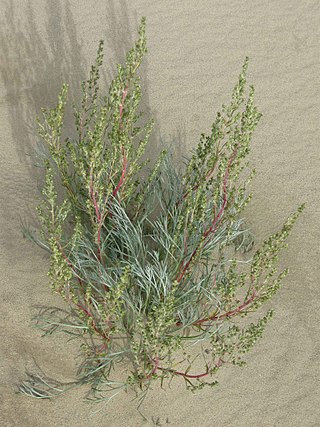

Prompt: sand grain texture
xmin=1 ymin=1 xmax=319 ymax=426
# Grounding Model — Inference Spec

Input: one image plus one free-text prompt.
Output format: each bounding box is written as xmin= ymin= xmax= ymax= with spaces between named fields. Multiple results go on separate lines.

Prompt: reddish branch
xmin=74 ymin=301 xmax=110 ymax=340
xmin=180 ymin=138 xmax=232 ymax=203
xmin=56 ymin=240 xmax=75 ymax=270
xmin=195 ymin=287 xmax=257 ymax=326
xmin=155 ymin=358 xmax=224 ymax=379
xmin=55 ymin=242 xmax=109 ymax=339
xmin=165 ymin=368 xmax=209 ymax=379
xmin=181 ymin=160 xmax=219 ymax=202
xmin=76 ymin=302 xmax=92 ymax=318
xmin=87 ymin=87 xmax=129 ymax=260
xmin=146 ymin=356 xmax=159 ymax=379
xmin=176 ymin=272 xmax=257 ymax=328
xmin=175 ymin=286 xmax=257 ymax=328
xmin=55 ymin=240 xmax=85 ymax=288
xmin=55 ymin=241 xmax=108 ymax=337
xmin=176 ymin=149 xmax=238 ymax=284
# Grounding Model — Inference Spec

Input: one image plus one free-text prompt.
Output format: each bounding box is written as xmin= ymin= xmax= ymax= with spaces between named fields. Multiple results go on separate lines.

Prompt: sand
xmin=1 ymin=0 xmax=319 ymax=426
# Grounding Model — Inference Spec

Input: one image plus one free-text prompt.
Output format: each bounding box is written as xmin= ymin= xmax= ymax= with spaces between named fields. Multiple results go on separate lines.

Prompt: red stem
xmin=180 ymin=139 xmax=231 ymax=203
xmin=87 ymin=86 xmax=129 ymax=260
xmin=203 ymin=149 xmax=238 ymax=240
xmin=182 ymin=161 xmax=219 ymax=202
xmin=176 ymin=271 xmax=256 ymax=329
xmin=168 ymin=369 xmax=209 ymax=379
xmin=176 ymin=149 xmax=238 ymax=284
xmin=56 ymin=240 xmax=83 ymax=287
xmin=75 ymin=301 xmax=109 ymax=340
xmin=147 ymin=356 xmax=159 ymax=379
xmin=89 ymin=84 xmax=130 ymax=256
xmin=76 ymin=302 xmax=92 ymax=318
xmin=157 ymin=358 xmax=223 ymax=379
xmin=194 ymin=287 xmax=257 ymax=326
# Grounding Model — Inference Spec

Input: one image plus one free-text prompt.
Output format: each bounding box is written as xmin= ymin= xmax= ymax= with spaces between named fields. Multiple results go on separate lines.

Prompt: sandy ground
xmin=1 ymin=0 xmax=320 ymax=426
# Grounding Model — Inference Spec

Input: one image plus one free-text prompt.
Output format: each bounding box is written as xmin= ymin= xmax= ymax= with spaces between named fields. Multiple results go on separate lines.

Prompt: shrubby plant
xmin=19 ymin=18 xmax=304 ymax=406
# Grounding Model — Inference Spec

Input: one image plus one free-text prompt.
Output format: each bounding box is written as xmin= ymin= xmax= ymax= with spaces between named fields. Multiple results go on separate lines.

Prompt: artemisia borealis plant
xmin=19 ymin=17 xmax=304 ymax=405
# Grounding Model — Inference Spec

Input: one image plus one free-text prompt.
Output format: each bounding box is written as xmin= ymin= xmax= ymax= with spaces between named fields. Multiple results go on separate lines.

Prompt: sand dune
xmin=1 ymin=1 xmax=319 ymax=425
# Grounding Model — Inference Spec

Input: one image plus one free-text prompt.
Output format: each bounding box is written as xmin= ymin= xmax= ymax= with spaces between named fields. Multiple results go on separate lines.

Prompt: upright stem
xmin=176 ymin=149 xmax=238 ymax=284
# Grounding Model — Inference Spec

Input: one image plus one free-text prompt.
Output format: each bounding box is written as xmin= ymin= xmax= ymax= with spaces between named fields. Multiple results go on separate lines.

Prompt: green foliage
xmin=19 ymin=17 xmax=304 ymax=406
